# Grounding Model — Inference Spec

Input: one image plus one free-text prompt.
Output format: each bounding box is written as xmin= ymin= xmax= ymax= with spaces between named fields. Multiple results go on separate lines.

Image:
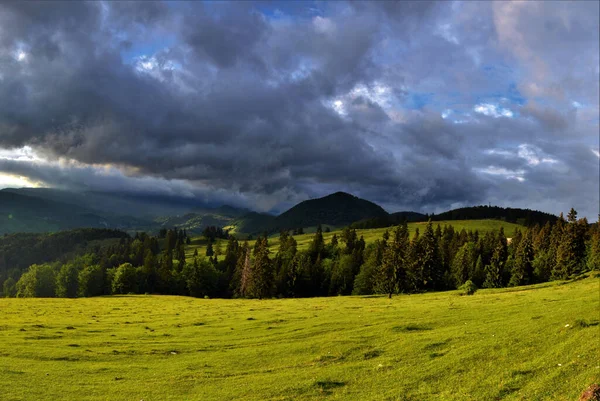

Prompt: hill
xmin=186 ymin=219 xmax=523 ymax=259
xmin=0 ymin=275 xmax=596 ymax=400
xmin=350 ymin=211 xmax=427 ymax=229
xmin=0 ymin=228 xmax=129 ymax=283
xmin=0 ymin=191 xmax=151 ymax=235
xmin=265 ymin=192 xmax=388 ymax=232
xmin=432 ymin=205 xmax=558 ymax=226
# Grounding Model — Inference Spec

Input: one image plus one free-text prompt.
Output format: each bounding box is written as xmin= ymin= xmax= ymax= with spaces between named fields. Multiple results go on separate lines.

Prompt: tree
xmin=451 ymin=242 xmax=475 ymax=288
xmin=309 ymin=224 xmax=325 ymax=261
xmin=483 ymin=240 xmax=505 ymax=288
xmin=247 ymin=237 xmax=273 ymax=299
xmin=353 ymin=240 xmax=386 ymax=295
xmin=185 ymin=258 xmax=219 ymax=298
xmin=509 ymin=230 xmax=534 ymax=286
xmin=329 ymin=254 xmax=356 ymax=295
xmin=206 ymin=240 xmax=214 ymax=257
xmin=418 ymin=221 xmax=442 ymax=290
xmin=233 ymin=242 xmax=250 ymax=297
xmin=78 ymin=264 xmax=105 ymax=297
xmin=553 ymin=211 xmax=585 ymax=279
xmin=587 ymin=226 xmax=600 ymax=271
xmin=3 ymin=277 xmax=16 ymax=297
xmin=374 ymin=223 xmax=409 ymax=298
xmin=111 ymin=263 xmax=137 ymax=294
xmin=139 ymin=250 xmax=157 ymax=293
xmin=16 ymin=264 xmax=56 ymax=298
xmin=55 ymin=263 xmax=79 ymax=298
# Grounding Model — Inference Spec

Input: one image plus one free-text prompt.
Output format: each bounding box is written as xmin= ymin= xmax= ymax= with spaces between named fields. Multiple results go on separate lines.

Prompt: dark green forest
xmin=2 ymin=209 xmax=598 ymax=299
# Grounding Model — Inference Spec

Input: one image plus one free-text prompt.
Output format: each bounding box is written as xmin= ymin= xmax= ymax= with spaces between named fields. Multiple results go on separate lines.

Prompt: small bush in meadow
xmin=459 ymin=280 xmax=477 ymax=295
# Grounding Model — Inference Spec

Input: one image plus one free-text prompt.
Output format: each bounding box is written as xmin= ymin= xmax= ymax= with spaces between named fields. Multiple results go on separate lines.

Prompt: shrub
xmin=459 ymin=280 xmax=477 ymax=295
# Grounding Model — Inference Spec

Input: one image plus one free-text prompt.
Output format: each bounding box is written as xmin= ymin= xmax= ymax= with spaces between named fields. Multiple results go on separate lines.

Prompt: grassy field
xmin=187 ymin=219 xmax=523 ymax=261
xmin=0 ymin=275 xmax=598 ymax=400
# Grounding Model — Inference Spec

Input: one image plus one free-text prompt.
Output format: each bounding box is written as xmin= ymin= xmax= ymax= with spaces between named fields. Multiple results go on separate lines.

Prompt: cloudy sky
xmin=0 ymin=1 xmax=598 ymax=218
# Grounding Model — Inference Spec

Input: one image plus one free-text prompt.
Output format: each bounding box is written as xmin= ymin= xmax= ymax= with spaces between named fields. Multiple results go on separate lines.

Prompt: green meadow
xmin=0 ymin=274 xmax=598 ymax=400
xmin=187 ymin=219 xmax=522 ymax=261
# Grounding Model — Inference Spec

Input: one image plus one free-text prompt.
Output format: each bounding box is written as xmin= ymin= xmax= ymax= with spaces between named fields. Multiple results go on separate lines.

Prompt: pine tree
xmin=451 ymin=242 xmax=475 ymax=288
xmin=472 ymin=254 xmax=485 ymax=287
xmin=239 ymin=244 xmax=252 ymax=297
xmin=587 ymin=224 xmax=600 ymax=271
xmin=509 ymin=230 xmax=534 ymax=286
xmin=553 ymin=210 xmax=584 ymax=279
xmin=250 ymin=237 xmax=273 ymax=299
xmin=206 ymin=241 xmax=214 ymax=257
xmin=484 ymin=240 xmax=505 ymax=288
xmin=419 ymin=221 xmax=442 ymax=290
xmin=309 ymin=224 xmax=325 ymax=262
xmin=374 ymin=224 xmax=408 ymax=297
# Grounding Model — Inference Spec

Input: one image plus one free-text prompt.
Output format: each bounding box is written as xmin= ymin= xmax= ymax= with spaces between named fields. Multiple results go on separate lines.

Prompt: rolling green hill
xmin=186 ymin=219 xmax=523 ymax=261
xmin=0 ymin=275 xmax=597 ymax=400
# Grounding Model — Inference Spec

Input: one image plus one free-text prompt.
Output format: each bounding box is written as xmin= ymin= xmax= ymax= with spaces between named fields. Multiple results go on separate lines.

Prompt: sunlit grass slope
xmin=0 ymin=275 xmax=598 ymax=400
xmin=187 ymin=219 xmax=523 ymax=261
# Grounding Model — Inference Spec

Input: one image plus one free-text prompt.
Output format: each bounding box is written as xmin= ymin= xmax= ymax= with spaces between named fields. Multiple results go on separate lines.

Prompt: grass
xmin=187 ymin=219 xmax=523 ymax=261
xmin=0 ymin=276 xmax=598 ymax=400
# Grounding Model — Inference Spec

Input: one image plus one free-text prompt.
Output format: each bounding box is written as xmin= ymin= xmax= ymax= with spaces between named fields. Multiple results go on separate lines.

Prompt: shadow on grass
xmin=314 ymin=379 xmax=346 ymax=395
xmin=392 ymin=324 xmax=433 ymax=332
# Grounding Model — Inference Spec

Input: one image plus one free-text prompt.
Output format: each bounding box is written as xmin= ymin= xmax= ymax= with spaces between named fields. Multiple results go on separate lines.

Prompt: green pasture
xmin=0 ymin=274 xmax=598 ymax=400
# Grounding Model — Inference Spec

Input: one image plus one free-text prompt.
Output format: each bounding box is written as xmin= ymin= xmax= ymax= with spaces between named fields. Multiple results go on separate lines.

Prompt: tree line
xmin=3 ymin=209 xmax=599 ymax=299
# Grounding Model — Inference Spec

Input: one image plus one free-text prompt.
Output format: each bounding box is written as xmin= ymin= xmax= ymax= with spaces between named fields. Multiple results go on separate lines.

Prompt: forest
xmin=2 ymin=209 xmax=599 ymax=299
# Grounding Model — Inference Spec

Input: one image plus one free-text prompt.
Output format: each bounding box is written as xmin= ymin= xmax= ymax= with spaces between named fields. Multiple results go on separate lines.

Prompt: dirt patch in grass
xmin=579 ymin=384 xmax=600 ymax=401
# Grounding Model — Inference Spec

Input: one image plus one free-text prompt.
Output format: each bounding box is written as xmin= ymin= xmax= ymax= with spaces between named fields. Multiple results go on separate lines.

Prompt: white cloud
xmin=313 ymin=16 xmax=335 ymax=35
xmin=0 ymin=146 xmax=43 ymax=162
xmin=517 ymin=144 xmax=558 ymax=165
xmin=592 ymin=148 xmax=600 ymax=158
xmin=473 ymin=103 xmax=514 ymax=118
xmin=476 ymin=166 xmax=525 ymax=182
xmin=0 ymin=173 xmax=42 ymax=189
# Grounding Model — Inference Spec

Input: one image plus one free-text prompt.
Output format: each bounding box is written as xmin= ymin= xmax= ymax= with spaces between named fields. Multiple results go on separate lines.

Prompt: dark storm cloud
xmin=0 ymin=1 xmax=597 ymax=217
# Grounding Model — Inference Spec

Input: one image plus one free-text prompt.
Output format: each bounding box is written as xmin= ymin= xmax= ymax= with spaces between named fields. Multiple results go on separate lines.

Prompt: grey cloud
xmin=0 ymin=1 xmax=597 ymax=219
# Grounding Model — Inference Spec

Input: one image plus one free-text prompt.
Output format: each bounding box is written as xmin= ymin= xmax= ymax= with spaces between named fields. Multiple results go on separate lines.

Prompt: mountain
xmin=226 ymin=212 xmax=277 ymax=234
xmin=0 ymin=191 xmax=152 ymax=235
xmin=0 ymin=188 xmax=253 ymax=235
xmin=265 ymin=192 xmax=389 ymax=232
xmin=431 ymin=205 xmax=558 ymax=226
xmin=2 ymin=188 xmax=205 ymax=219
xmin=350 ymin=211 xmax=427 ymax=229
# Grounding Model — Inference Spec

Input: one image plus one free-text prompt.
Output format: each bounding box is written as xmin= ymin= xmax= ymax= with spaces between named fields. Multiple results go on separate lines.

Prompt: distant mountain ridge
xmin=0 ymin=187 xmax=561 ymax=235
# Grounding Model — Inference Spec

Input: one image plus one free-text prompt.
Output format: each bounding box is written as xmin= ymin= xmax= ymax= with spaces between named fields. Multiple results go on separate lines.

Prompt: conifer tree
xmin=419 ymin=221 xmax=442 ymax=290
xmin=206 ymin=241 xmax=214 ymax=257
xmin=374 ymin=223 xmax=409 ymax=298
xmin=587 ymin=223 xmax=600 ymax=271
xmin=509 ymin=230 xmax=534 ymax=286
xmin=451 ymin=242 xmax=474 ymax=288
xmin=484 ymin=240 xmax=505 ymax=288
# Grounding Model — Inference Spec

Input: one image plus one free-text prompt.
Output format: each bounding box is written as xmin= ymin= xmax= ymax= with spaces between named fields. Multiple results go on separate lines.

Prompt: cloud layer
xmin=0 ymin=1 xmax=598 ymax=218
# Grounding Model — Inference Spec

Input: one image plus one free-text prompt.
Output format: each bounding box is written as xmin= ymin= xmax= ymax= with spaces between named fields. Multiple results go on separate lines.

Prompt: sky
xmin=0 ymin=1 xmax=598 ymax=219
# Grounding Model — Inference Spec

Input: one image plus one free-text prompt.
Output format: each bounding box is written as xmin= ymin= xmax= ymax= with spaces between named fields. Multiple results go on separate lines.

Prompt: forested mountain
xmin=0 ymin=191 xmax=150 ymax=235
xmin=264 ymin=192 xmax=388 ymax=232
xmin=431 ymin=206 xmax=558 ymax=226
xmin=350 ymin=211 xmax=428 ymax=229
xmin=0 ymin=188 xmax=563 ymax=236
xmin=0 ymin=188 xmax=256 ymax=235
